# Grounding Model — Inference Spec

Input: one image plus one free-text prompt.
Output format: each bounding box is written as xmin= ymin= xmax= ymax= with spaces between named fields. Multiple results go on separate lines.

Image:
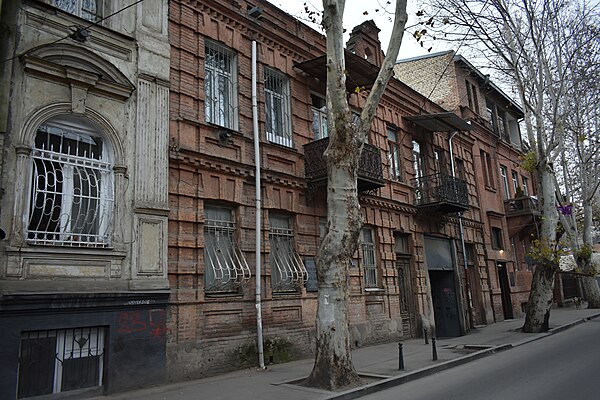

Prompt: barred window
xmin=361 ymin=227 xmax=378 ymax=288
xmin=269 ymin=214 xmax=307 ymax=292
xmin=388 ymin=129 xmax=402 ymax=181
xmin=49 ymin=0 xmax=101 ymax=22
xmin=18 ymin=327 xmax=105 ymax=398
xmin=27 ymin=118 xmax=113 ymax=247
xmin=264 ymin=68 xmax=292 ymax=147
xmin=205 ymin=41 xmax=238 ymax=130
xmin=204 ymin=206 xmax=251 ymax=293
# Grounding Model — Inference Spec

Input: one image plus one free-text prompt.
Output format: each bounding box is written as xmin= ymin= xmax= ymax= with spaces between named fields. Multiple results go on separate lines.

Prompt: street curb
xmin=323 ymin=344 xmax=512 ymax=400
xmin=323 ymin=312 xmax=600 ymax=400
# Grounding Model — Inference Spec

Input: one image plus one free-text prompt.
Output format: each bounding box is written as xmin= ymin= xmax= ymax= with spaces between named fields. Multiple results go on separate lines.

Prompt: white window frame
xmin=204 ymin=206 xmax=251 ymax=293
xmin=511 ymin=170 xmax=519 ymax=195
xmin=51 ymin=0 xmax=101 ymax=22
xmin=26 ymin=118 xmax=113 ymax=247
xmin=19 ymin=327 xmax=105 ymax=396
xmin=311 ymin=94 xmax=328 ymax=140
xmin=500 ymin=165 xmax=509 ymax=200
xmin=269 ymin=214 xmax=307 ymax=292
xmin=264 ymin=68 xmax=292 ymax=147
xmin=205 ymin=41 xmax=238 ymax=130
xmin=388 ymin=129 xmax=402 ymax=181
xmin=361 ymin=227 xmax=378 ymax=288
xmin=522 ymin=176 xmax=529 ymax=196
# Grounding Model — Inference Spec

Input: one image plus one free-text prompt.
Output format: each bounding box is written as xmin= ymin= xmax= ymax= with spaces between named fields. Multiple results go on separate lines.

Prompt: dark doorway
xmin=396 ymin=257 xmax=416 ymax=337
xmin=429 ymin=270 xmax=461 ymax=337
xmin=497 ymin=262 xmax=514 ymax=319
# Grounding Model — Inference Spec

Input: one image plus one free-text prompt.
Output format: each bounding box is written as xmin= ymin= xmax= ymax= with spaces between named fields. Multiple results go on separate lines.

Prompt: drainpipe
xmin=252 ymin=40 xmax=265 ymax=369
xmin=449 ymin=131 xmax=474 ymax=330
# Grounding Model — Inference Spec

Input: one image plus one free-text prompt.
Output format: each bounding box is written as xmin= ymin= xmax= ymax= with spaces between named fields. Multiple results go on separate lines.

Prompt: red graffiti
xmin=117 ymin=309 xmax=168 ymax=338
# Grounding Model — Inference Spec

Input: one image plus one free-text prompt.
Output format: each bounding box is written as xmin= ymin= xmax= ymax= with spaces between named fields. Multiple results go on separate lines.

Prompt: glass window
xmin=361 ymin=227 xmax=378 ymax=288
xmin=205 ymin=41 xmax=237 ymax=129
xmin=269 ymin=214 xmax=307 ymax=292
xmin=466 ymin=81 xmax=479 ymax=113
xmin=500 ymin=165 xmax=509 ymax=199
xmin=27 ymin=118 xmax=113 ymax=247
xmin=311 ymin=94 xmax=328 ymax=140
xmin=51 ymin=0 xmax=100 ymax=22
xmin=204 ymin=206 xmax=251 ymax=292
xmin=492 ymin=227 xmax=504 ymax=250
xmin=264 ymin=68 xmax=292 ymax=147
xmin=388 ymin=129 xmax=402 ymax=181
xmin=511 ymin=170 xmax=519 ymax=195
xmin=522 ymin=176 xmax=529 ymax=196
xmin=18 ymin=327 xmax=105 ymax=397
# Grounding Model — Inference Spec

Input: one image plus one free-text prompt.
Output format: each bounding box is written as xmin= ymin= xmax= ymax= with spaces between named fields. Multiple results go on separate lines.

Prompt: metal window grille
xmin=18 ymin=327 xmax=105 ymax=398
xmin=204 ymin=207 xmax=251 ymax=292
xmin=362 ymin=227 xmax=378 ymax=288
xmin=205 ymin=41 xmax=237 ymax=129
xmin=269 ymin=215 xmax=307 ymax=292
xmin=52 ymin=0 xmax=100 ymax=22
xmin=264 ymin=68 xmax=292 ymax=147
xmin=27 ymin=123 xmax=113 ymax=247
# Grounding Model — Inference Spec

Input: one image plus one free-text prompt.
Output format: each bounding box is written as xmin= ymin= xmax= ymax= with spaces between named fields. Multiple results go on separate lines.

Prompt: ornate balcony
xmin=504 ymin=196 xmax=541 ymax=237
xmin=303 ymin=137 xmax=385 ymax=193
xmin=411 ymin=173 xmax=469 ymax=214
xmin=504 ymin=196 xmax=540 ymax=217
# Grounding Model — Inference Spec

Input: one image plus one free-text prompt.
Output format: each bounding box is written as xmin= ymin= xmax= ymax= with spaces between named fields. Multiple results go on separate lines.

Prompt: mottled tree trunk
xmin=523 ymin=264 xmax=556 ymax=332
xmin=579 ymin=261 xmax=600 ymax=309
xmin=523 ymin=167 xmax=558 ymax=333
xmin=305 ymin=158 xmax=362 ymax=389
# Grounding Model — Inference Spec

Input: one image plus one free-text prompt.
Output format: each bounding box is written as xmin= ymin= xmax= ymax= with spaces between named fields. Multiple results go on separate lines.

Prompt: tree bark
xmin=523 ymin=263 xmax=555 ymax=332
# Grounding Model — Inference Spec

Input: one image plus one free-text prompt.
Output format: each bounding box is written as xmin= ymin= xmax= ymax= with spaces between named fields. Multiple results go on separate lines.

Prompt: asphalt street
xmin=357 ymin=319 xmax=600 ymax=400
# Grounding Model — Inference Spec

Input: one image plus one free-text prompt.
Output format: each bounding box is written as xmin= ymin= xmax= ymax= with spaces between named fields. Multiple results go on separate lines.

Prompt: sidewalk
xmin=92 ymin=306 xmax=600 ymax=400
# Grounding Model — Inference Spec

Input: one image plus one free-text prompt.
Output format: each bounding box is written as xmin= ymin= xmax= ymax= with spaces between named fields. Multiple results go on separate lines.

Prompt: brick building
xmin=167 ymin=0 xmax=498 ymax=382
xmin=395 ymin=51 xmax=538 ymax=320
xmin=0 ymin=0 xmax=170 ymax=398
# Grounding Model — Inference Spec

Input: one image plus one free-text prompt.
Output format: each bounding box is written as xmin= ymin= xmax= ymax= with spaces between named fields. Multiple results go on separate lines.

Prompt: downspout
xmin=252 ymin=40 xmax=265 ymax=369
xmin=449 ymin=131 xmax=474 ymax=331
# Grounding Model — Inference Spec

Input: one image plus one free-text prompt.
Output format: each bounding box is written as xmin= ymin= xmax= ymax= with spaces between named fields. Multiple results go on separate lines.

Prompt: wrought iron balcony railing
xmin=303 ymin=137 xmax=385 ymax=192
xmin=504 ymin=196 xmax=540 ymax=217
xmin=411 ymin=173 xmax=469 ymax=213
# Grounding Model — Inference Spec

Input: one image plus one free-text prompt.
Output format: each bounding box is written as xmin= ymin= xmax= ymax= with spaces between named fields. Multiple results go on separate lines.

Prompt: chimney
xmin=346 ymin=20 xmax=385 ymax=67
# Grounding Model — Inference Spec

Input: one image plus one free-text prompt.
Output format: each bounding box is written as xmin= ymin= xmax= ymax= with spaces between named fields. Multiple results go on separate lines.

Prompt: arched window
xmin=27 ymin=116 xmax=114 ymax=247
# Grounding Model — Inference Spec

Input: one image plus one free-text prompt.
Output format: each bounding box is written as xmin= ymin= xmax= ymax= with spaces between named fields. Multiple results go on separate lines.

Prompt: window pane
xmin=27 ymin=120 xmax=113 ymax=247
xmin=205 ymin=42 xmax=236 ymax=129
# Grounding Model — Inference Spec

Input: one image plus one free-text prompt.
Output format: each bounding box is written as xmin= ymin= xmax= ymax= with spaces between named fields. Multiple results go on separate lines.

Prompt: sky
xmin=265 ymin=0 xmax=453 ymax=60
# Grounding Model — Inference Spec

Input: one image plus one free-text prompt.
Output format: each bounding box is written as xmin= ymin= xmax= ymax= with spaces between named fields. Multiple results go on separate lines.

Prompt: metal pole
xmin=432 ymin=337 xmax=438 ymax=361
xmin=252 ymin=40 xmax=265 ymax=370
xmin=424 ymin=327 xmax=429 ymax=344
xmin=398 ymin=343 xmax=405 ymax=370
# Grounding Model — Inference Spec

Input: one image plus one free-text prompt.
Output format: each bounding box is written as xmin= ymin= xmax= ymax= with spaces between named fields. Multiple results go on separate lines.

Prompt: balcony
xmin=411 ymin=173 xmax=469 ymax=214
xmin=504 ymin=196 xmax=540 ymax=217
xmin=504 ymin=196 xmax=540 ymax=237
xmin=303 ymin=137 xmax=385 ymax=193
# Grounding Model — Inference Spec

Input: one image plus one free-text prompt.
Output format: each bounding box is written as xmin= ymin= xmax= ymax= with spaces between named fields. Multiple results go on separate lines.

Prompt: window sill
xmin=484 ymin=185 xmax=497 ymax=193
xmin=365 ymin=288 xmax=385 ymax=293
xmin=205 ymin=291 xmax=243 ymax=299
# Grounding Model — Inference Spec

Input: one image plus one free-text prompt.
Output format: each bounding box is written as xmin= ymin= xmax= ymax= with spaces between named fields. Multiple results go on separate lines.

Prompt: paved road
xmin=358 ymin=319 xmax=600 ymax=400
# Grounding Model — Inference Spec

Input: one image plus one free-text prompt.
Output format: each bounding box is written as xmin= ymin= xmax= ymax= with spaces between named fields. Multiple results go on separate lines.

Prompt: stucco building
xmin=0 ymin=0 xmax=170 ymax=397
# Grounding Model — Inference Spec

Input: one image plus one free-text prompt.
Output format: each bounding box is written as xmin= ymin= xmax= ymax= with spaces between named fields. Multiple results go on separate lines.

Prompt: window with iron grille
xmin=49 ymin=0 xmax=101 ymax=22
xmin=264 ymin=68 xmax=292 ymax=147
xmin=269 ymin=214 xmax=307 ymax=292
xmin=204 ymin=206 xmax=251 ymax=293
xmin=205 ymin=41 xmax=238 ymax=130
xmin=388 ymin=129 xmax=402 ymax=181
xmin=27 ymin=118 xmax=113 ymax=247
xmin=17 ymin=327 xmax=105 ymax=398
xmin=361 ymin=227 xmax=378 ymax=288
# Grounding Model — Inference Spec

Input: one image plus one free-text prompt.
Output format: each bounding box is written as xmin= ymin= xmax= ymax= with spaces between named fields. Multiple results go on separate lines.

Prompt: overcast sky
xmin=265 ymin=0 xmax=453 ymax=60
